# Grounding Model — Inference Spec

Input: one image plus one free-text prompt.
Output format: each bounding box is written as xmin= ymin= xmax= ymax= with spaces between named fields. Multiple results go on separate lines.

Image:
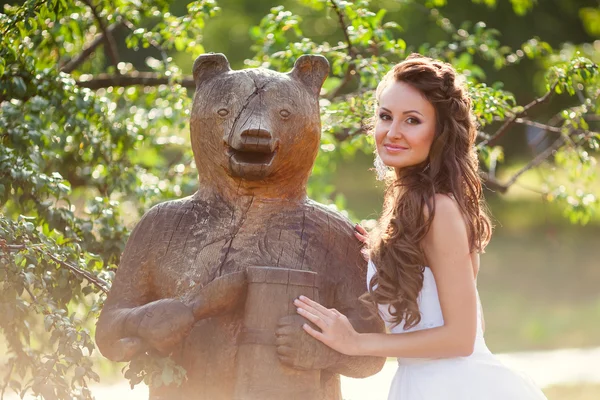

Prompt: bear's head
xmin=189 ymin=53 xmax=329 ymax=201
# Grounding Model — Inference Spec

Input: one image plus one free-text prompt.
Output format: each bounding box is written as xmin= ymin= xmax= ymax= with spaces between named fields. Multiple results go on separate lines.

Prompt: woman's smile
xmin=383 ymin=143 xmax=410 ymax=153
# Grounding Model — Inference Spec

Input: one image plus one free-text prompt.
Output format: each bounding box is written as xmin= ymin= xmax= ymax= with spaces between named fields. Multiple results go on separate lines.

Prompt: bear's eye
xmin=217 ymin=108 xmax=229 ymax=117
xmin=279 ymin=109 xmax=291 ymax=118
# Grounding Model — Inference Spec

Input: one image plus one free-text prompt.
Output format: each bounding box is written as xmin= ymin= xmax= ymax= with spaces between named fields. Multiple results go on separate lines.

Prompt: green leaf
xmin=12 ymin=76 xmax=27 ymax=96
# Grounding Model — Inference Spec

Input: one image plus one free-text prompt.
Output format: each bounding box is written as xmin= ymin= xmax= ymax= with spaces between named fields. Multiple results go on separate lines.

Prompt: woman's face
xmin=374 ymin=81 xmax=437 ymax=169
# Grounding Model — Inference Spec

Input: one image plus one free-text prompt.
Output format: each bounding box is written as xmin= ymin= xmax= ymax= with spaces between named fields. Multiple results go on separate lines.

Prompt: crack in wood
xmin=164 ymin=203 xmax=189 ymax=256
xmin=299 ymin=210 xmax=308 ymax=271
xmin=212 ymin=195 xmax=255 ymax=279
xmin=227 ymin=80 xmax=267 ymax=144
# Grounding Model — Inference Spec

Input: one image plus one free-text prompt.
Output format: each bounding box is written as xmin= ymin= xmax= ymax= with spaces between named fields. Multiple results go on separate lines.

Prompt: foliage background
xmin=0 ymin=0 xmax=599 ymax=399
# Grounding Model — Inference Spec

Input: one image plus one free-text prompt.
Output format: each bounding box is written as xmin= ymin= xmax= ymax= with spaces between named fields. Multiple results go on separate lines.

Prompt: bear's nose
xmin=241 ymin=128 xmax=271 ymax=140
xmin=239 ymin=128 xmax=275 ymax=152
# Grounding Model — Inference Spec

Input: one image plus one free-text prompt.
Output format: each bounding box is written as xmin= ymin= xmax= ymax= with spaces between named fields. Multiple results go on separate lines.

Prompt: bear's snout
xmin=227 ymin=128 xmax=279 ymax=181
xmin=239 ymin=128 xmax=276 ymax=153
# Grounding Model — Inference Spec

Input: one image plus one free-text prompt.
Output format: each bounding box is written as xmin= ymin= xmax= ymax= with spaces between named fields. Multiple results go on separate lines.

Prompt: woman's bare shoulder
xmin=424 ymin=193 xmax=478 ymax=277
xmin=423 ymin=193 xmax=462 ymax=220
xmin=422 ymin=193 xmax=468 ymax=252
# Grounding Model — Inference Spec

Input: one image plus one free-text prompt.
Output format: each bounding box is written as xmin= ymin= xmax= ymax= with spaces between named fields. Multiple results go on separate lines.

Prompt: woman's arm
xmin=295 ymin=194 xmax=478 ymax=359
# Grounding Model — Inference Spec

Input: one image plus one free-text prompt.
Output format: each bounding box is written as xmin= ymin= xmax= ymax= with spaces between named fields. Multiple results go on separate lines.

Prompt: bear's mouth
xmin=228 ymin=147 xmax=276 ymax=165
xmin=226 ymin=135 xmax=279 ymax=180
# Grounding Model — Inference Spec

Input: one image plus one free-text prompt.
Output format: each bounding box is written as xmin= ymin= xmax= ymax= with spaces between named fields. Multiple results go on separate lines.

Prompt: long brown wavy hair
xmin=364 ymin=54 xmax=492 ymax=329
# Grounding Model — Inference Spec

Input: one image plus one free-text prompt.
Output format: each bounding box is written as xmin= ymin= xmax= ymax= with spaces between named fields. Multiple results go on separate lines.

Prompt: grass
xmin=479 ymin=225 xmax=600 ymax=352
xmin=543 ymin=383 xmax=600 ymax=400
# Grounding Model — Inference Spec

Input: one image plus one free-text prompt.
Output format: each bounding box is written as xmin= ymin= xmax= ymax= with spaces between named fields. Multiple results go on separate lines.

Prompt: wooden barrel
xmin=233 ymin=267 xmax=320 ymax=400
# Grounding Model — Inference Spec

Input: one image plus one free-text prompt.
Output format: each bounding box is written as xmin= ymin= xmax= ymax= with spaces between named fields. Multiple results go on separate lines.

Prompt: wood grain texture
xmin=95 ymin=54 xmax=386 ymax=400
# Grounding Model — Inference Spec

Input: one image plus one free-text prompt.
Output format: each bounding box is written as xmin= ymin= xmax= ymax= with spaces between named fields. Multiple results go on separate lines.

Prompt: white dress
xmin=367 ymin=260 xmax=548 ymax=400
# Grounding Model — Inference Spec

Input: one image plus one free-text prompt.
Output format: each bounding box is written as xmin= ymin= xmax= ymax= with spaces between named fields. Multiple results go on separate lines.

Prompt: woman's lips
xmin=384 ymin=144 xmax=409 ymax=153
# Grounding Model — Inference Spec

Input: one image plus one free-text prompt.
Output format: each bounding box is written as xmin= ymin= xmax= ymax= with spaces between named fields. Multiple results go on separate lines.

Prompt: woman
xmin=294 ymin=54 xmax=547 ymax=399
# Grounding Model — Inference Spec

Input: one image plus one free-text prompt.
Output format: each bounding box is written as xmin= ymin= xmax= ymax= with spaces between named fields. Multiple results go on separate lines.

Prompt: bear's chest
xmin=148 ymin=200 xmax=341 ymax=298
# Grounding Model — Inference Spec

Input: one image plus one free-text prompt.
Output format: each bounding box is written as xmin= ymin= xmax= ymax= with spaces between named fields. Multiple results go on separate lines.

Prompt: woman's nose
xmin=387 ymin=121 xmax=404 ymax=140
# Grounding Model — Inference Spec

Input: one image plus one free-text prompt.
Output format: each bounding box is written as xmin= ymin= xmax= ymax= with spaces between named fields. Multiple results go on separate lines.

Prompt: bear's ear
xmin=193 ymin=53 xmax=231 ymax=86
xmin=289 ymin=55 xmax=330 ymax=96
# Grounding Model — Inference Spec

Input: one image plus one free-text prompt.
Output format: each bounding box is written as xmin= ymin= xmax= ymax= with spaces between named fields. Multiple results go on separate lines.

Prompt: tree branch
xmin=329 ymin=0 xmax=357 ymax=57
xmin=2 ymin=240 xmax=110 ymax=293
xmin=81 ymin=0 xmax=120 ymax=70
xmin=507 ymin=118 xmax=595 ymax=146
xmin=60 ymin=21 xmax=123 ymax=74
xmin=24 ymin=285 xmax=37 ymax=303
xmin=481 ymin=135 xmax=567 ymax=193
xmin=514 ymin=118 xmax=563 ymax=133
xmin=478 ymin=80 xmax=559 ymax=148
xmin=327 ymin=0 xmax=358 ymax=99
xmin=36 ymin=249 xmax=110 ymax=294
xmin=76 ymin=73 xmax=195 ymax=89
xmin=1 ymin=243 xmax=44 ymax=252
xmin=505 ymin=136 xmax=566 ymax=188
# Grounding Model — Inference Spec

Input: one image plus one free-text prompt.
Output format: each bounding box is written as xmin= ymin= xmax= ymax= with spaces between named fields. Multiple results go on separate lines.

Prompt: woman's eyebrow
xmin=404 ymin=109 xmax=424 ymax=117
xmin=379 ymin=106 xmax=424 ymax=117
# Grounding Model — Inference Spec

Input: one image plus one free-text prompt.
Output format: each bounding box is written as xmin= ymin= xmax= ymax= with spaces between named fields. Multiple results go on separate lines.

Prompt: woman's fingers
xmin=295 ymin=300 xmax=356 ymax=354
xmin=330 ymin=308 xmax=344 ymax=318
xmin=354 ymin=231 xmax=367 ymax=243
xmin=354 ymin=224 xmax=370 ymax=260
xmin=297 ymin=296 xmax=332 ymax=316
xmin=354 ymin=224 xmax=369 ymax=244
xmin=360 ymin=248 xmax=369 ymax=261
xmin=354 ymin=224 xmax=368 ymax=236
xmin=296 ymin=307 xmax=328 ymax=331
xmin=302 ymin=323 xmax=326 ymax=342
xmin=294 ymin=298 xmax=332 ymax=322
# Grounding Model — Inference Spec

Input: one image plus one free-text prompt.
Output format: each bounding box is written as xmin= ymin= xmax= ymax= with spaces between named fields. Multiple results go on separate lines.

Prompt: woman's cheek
xmin=374 ymin=127 xmax=386 ymax=146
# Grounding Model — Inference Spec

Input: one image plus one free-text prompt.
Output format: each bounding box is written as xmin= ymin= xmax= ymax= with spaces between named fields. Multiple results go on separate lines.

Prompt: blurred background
xmin=1 ymin=0 xmax=599 ymax=399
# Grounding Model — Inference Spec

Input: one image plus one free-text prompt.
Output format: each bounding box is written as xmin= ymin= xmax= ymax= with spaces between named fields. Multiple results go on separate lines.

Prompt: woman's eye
xmin=217 ymin=108 xmax=229 ymax=117
xmin=379 ymin=113 xmax=391 ymax=121
xmin=406 ymin=117 xmax=421 ymax=125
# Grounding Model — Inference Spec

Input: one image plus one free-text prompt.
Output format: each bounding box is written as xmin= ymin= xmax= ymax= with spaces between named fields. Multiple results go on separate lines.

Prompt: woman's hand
xmin=354 ymin=224 xmax=369 ymax=261
xmin=294 ymin=296 xmax=362 ymax=356
xmin=354 ymin=223 xmax=368 ymax=243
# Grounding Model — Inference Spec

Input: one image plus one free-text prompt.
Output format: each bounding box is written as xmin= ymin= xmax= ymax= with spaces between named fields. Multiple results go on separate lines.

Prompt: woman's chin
xmin=381 ymin=157 xmax=411 ymax=170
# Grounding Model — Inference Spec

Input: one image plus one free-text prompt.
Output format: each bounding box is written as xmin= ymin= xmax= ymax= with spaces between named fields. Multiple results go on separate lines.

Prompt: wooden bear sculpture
xmin=95 ymin=53 xmax=385 ymax=400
